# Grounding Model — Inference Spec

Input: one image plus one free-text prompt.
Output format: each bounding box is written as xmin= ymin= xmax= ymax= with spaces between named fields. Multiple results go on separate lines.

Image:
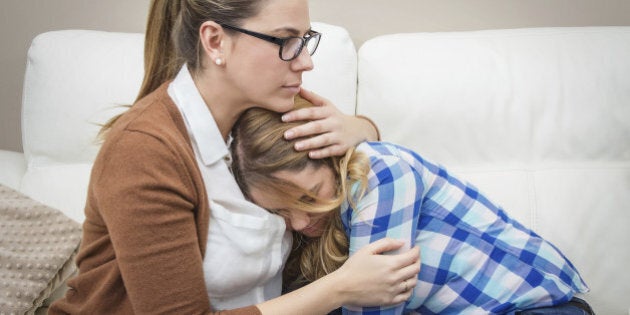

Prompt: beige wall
xmin=310 ymin=0 xmax=630 ymax=47
xmin=2 ymin=0 xmax=629 ymax=153
xmin=0 ymin=0 xmax=151 ymax=153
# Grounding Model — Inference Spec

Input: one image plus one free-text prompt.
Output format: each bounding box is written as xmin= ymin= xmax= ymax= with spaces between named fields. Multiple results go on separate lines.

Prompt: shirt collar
xmin=168 ymin=65 xmax=228 ymax=165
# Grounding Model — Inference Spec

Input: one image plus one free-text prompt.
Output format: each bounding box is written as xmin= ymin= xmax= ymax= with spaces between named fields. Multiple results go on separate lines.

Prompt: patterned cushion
xmin=0 ymin=185 xmax=81 ymax=314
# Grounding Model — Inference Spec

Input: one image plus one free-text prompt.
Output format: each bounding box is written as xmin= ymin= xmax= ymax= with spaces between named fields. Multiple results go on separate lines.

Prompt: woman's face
xmin=249 ymin=165 xmax=337 ymax=238
xmin=226 ymin=0 xmax=314 ymax=113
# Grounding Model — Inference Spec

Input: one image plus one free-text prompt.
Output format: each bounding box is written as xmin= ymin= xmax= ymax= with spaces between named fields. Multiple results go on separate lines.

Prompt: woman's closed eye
xmin=268 ymin=208 xmax=290 ymax=217
xmin=299 ymin=195 xmax=316 ymax=204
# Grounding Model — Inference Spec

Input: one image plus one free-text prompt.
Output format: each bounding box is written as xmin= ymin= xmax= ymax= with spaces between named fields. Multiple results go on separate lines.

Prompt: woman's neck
xmin=192 ymin=70 xmax=247 ymax=142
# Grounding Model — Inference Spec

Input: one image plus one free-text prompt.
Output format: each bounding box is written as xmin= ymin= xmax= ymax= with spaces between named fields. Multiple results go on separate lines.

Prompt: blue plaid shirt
xmin=340 ymin=142 xmax=588 ymax=315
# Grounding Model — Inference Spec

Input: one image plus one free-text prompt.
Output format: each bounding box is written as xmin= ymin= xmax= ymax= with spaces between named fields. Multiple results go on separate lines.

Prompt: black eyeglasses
xmin=221 ymin=24 xmax=321 ymax=61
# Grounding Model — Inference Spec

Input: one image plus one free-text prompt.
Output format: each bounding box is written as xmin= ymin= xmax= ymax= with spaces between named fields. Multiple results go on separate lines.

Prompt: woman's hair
xmin=99 ymin=0 xmax=264 ymax=138
xmin=230 ymin=96 xmax=371 ymax=290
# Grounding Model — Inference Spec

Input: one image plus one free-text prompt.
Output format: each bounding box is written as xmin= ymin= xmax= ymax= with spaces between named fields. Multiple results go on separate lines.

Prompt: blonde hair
xmin=99 ymin=0 xmax=265 ymax=139
xmin=230 ymin=96 xmax=371 ymax=290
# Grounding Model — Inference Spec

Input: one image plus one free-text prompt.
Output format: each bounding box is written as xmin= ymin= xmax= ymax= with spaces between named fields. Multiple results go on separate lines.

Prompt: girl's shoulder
xmin=356 ymin=141 xmax=406 ymax=157
xmin=356 ymin=141 xmax=430 ymax=166
xmin=356 ymin=141 xmax=448 ymax=181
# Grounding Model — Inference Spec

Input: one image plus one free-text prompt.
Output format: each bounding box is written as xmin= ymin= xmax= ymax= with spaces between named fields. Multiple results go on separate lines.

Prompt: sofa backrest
xmin=21 ymin=30 xmax=144 ymax=223
xmin=19 ymin=22 xmax=357 ymax=223
xmin=356 ymin=26 xmax=630 ymax=315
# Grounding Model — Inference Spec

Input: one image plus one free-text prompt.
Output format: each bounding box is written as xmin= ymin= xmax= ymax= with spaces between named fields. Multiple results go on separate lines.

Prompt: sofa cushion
xmin=20 ymin=164 xmax=93 ymax=223
xmin=356 ymin=26 xmax=630 ymax=315
xmin=304 ymin=22 xmax=358 ymax=114
xmin=0 ymin=150 xmax=26 ymax=190
xmin=21 ymin=30 xmax=143 ymax=223
xmin=358 ymin=27 xmax=630 ymax=167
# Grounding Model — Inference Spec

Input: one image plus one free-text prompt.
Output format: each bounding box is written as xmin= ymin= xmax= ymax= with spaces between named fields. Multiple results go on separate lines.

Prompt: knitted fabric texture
xmin=0 ymin=185 xmax=81 ymax=314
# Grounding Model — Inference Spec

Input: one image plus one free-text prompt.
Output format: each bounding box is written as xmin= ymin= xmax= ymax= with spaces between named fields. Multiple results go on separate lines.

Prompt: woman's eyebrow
xmin=297 ymin=183 xmax=322 ymax=203
xmin=272 ymin=26 xmax=312 ymax=36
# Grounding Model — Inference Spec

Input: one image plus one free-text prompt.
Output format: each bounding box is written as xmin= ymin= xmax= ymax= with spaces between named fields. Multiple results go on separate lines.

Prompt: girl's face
xmin=225 ymin=0 xmax=314 ymax=113
xmin=249 ymin=165 xmax=337 ymax=238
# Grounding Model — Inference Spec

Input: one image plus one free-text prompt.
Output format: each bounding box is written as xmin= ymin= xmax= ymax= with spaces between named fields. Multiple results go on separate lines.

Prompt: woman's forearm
xmin=256 ymin=271 xmax=345 ymax=315
xmin=256 ymin=238 xmax=419 ymax=315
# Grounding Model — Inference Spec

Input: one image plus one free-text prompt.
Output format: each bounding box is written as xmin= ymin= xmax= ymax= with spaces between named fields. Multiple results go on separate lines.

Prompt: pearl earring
xmin=215 ymin=58 xmax=222 ymax=66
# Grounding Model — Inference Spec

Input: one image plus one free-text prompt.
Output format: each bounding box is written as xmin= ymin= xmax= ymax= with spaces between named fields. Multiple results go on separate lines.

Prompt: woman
xmin=230 ymin=97 xmax=593 ymax=314
xmin=49 ymin=0 xmax=421 ymax=314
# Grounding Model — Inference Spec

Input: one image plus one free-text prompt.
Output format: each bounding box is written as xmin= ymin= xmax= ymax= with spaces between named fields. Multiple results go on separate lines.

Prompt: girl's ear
xmin=199 ymin=21 xmax=226 ymax=66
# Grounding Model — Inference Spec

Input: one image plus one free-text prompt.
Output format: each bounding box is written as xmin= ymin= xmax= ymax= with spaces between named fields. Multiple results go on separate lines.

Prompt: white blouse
xmin=168 ymin=65 xmax=291 ymax=310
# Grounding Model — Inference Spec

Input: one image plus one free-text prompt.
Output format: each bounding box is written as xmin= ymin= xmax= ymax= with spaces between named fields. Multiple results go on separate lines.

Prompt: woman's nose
xmin=287 ymin=211 xmax=311 ymax=231
xmin=291 ymin=48 xmax=314 ymax=72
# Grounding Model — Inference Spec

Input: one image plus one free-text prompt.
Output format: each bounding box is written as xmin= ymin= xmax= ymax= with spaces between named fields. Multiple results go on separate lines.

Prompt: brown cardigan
xmin=49 ymin=83 xmax=261 ymax=315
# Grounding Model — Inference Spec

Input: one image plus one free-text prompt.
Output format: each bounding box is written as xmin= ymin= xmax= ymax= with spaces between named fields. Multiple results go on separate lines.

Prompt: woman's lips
xmin=283 ymin=84 xmax=301 ymax=94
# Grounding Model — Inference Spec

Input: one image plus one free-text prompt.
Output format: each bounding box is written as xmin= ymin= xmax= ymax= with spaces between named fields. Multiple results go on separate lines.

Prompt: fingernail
xmin=294 ymin=142 xmax=304 ymax=150
xmin=281 ymin=114 xmax=289 ymax=122
xmin=284 ymin=130 xmax=294 ymax=139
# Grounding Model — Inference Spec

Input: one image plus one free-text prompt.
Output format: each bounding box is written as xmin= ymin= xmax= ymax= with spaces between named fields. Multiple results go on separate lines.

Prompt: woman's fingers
xmin=399 ymin=245 xmax=421 ymax=268
xmin=284 ymin=118 xmax=329 ymax=141
xmin=305 ymin=144 xmax=347 ymax=159
xmin=283 ymin=106 xmax=356 ymax=159
xmin=390 ymin=246 xmax=420 ymax=304
xmin=282 ymin=106 xmax=328 ymax=124
xmin=282 ymin=89 xmax=330 ymax=124
xmin=335 ymin=239 xmax=420 ymax=307
xmin=362 ymin=237 xmax=405 ymax=255
xmin=297 ymin=87 xmax=327 ymax=106
xmin=393 ymin=287 xmax=414 ymax=304
xmin=401 ymin=271 xmax=419 ymax=290
xmin=282 ymin=88 xmax=375 ymax=159
xmin=283 ymin=120 xmax=346 ymax=158
xmin=391 ymin=257 xmax=420 ymax=304
xmin=394 ymin=246 xmax=420 ymax=283
xmin=282 ymin=99 xmax=346 ymax=156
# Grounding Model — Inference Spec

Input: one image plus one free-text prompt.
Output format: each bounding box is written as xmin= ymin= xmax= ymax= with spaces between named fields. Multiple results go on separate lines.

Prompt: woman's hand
xmin=256 ymin=238 xmax=419 ymax=315
xmin=331 ymin=238 xmax=421 ymax=307
xmin=282 ymin=88 xmax=379 ymax=159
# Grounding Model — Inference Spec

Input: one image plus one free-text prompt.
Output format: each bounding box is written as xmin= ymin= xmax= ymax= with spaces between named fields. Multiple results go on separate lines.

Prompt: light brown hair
xmin=99 ymin=0 xmax=265 ymax=138
xmin=230 ymin=96 xmax=370 ymax=291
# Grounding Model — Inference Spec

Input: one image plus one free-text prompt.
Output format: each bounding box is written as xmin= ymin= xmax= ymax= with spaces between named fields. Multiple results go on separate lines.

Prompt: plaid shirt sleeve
xmin=341 ymin=144 xmax=427 ymax=315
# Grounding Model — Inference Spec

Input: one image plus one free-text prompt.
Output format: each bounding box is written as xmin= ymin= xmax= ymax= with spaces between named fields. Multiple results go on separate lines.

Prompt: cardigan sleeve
xmin=91 ymin=129 xmax=261 ymax=315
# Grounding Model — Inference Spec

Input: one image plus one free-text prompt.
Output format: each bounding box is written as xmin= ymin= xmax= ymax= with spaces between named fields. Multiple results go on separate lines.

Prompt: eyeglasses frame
xmin=220 ymin=23 xmax=321 ymax=61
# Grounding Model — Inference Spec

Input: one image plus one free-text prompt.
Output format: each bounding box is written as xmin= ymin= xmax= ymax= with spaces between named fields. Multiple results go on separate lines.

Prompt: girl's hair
xmin=99 ymin=0 xmax=264 ymax=138
xmin=230 ymin=96 xmax=370 ymax=291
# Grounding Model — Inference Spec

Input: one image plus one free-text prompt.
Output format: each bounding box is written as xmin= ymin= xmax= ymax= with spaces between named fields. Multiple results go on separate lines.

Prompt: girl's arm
xmin=257 ymin=238 xmax=420 ymax=315
xmin=343 ymin=152 xmax=425 ymax=315
xmin=282 ymin=88 xmax=380 ymax=159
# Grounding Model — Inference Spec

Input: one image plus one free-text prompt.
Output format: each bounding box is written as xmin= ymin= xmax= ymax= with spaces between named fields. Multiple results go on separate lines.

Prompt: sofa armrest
xmin=0 ymin=149 xmax=26 ymax=190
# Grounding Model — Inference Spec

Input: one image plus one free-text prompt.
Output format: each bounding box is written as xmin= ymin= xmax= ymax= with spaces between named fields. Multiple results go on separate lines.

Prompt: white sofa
xmin=0 ymin=23 xmax=628 ymax=314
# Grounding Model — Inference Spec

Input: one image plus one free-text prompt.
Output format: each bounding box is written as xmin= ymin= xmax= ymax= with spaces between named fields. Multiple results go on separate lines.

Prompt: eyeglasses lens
xmin=281 ymin=38 xmax=302 ymax=61
xmin=281 ymin=34 xmax=321 ymax=61
xmin=306 ymin=34 xmax=320 ymax=55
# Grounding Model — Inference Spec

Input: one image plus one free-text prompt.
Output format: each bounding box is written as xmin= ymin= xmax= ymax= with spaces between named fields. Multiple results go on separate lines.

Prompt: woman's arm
xmin=95 ymin=134 xmax=211 ymax=313
xmin=94 ymin=131 xmax=258 ymax=315
xmin=282 ymin=88 xmax=380 ymax=159
xmin=256 ymin=238 xmax=420 ymax=315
